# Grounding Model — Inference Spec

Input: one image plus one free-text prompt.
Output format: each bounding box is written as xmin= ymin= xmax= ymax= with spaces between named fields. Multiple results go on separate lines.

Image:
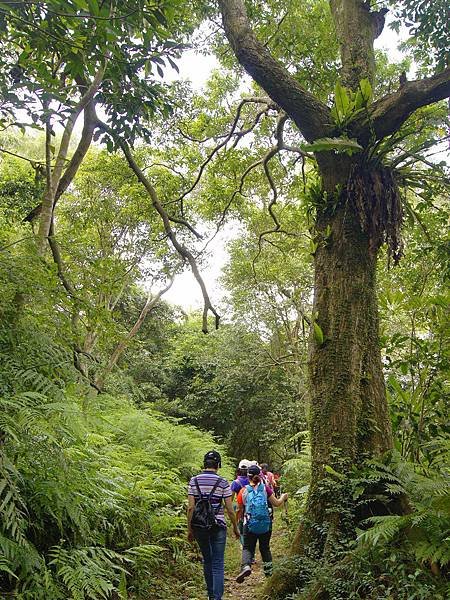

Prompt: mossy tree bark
xmin=219 ymin=0 xmax=450 ymax=597
xmin=293 ymin=191 xmax=393 ymax=540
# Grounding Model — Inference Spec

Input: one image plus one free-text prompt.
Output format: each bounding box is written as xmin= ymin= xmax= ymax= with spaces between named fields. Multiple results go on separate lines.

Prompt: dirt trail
xmin=223 ymin=526 xmax=287 ymax=599
xmin=224 ymin=559 xmax=265 ymax=599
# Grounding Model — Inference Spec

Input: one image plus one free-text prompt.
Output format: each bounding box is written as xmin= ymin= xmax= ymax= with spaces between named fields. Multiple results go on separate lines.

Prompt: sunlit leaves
xmin=0 ymin=0 xmax=196 ymax=143
xmin=390 ymin=0 xmax=450 ymax=70
xmin=330 ymin=78 xmax=373 ymax=127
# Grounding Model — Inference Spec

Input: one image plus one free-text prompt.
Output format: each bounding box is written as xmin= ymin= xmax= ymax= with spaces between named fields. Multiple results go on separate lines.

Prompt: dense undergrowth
xmin=0 ymin=68 xmax=448 ymax=600
xmin=274 ymin=442 xmax=450 ymax=600
xmin=0 ymin=317 xmax=216 ymax=599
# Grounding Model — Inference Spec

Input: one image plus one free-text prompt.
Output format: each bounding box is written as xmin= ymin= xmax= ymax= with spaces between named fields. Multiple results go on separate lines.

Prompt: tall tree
xmin=217 ymin=0 xmax=450 ymax=593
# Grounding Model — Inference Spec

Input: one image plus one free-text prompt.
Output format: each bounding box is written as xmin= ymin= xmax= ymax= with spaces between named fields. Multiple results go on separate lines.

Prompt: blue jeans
xmin=194 ymin=526 xmax=227 ymax=600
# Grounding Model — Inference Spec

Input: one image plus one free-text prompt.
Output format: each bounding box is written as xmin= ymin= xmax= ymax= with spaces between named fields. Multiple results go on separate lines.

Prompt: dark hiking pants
xmin=241 ymin=524 xmax=273 ymax=576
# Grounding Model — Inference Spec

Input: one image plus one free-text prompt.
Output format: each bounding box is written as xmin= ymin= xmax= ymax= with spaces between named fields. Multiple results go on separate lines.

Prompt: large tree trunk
xmin=218 ymin=0 xmax=450 ymax=597
xmin=267 ymin=170 xmax=394 ymax=599
xmin=300 ymin=186 xmax=393 ymax=536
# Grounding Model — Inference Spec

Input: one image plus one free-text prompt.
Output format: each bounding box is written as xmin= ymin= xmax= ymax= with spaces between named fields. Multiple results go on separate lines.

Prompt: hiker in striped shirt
xmin=187 ymin=450 xmax=239 ymax=600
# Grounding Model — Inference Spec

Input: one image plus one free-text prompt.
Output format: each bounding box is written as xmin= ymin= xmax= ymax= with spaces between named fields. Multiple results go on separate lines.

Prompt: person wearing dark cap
xmin=235 ymin=464 xmax=288 ymax=582
xmin=187 ymin=450 xmax=240 ymax=600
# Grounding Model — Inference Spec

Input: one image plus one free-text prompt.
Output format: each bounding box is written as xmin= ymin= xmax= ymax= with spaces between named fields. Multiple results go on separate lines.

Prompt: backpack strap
xmin=193 ymin=476 xmax=223 ymax=512
xmin=209 ymin=477 xmax=223 ymax=514
xmin=208 ymin=477 xmax=222 ymax=500
xmin=193 ymin=477 xmax=203 ymax=499
xmin=243 ymin=484 xmax=252 ymax=512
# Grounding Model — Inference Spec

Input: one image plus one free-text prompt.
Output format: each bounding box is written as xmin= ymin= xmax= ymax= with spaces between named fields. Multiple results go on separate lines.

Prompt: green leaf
xmin=313 ymin=322 xmax=324 ymax=345
xmin=353 ymin=485 xmax=365 ymax=500
xmin=333 ymin=80 xmax=352 ymax=122
xmin=118 ymin=571 xmax=128 ymax=599
xmin=357 ymin=78 xmax=373 ymax=106
xmin=324 ymin=465 xmax=345 ymax=480
xmin=167 ymin=56 xmax=179 ymax=73
xmin=87 ymin=0 xmax=99 ymax=16
xmin=302 ymin=137 xmax=363 ymax=155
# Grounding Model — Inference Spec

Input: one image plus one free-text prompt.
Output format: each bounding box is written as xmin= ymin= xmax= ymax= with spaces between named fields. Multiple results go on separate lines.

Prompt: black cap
xmin=248 ymin=464 xmax=261 ymax=476
xmin=204 ymin=450 xmax=221 ymax=467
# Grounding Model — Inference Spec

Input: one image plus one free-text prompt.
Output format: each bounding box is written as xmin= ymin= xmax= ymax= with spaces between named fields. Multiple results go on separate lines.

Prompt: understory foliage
xmin=0 ymin=199 xmax=216 ymax=597
xmin=0 ymin=318 xmax=215 ymax=599
xmin=274 ymin=448 xmax=450 ymax=600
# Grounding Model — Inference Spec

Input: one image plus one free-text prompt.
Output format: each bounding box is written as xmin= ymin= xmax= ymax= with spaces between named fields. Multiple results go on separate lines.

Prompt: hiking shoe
xmin=236 ymin=565 xmax=251 ymax=583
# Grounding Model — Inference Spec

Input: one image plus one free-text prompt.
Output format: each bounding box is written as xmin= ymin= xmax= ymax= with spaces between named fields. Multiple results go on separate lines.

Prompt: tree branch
xmin=47 ymin=220 xmax=78 ymax=299
xmin=94 ymin=275 xmax=174 ymax=390
xmin=0 ymin=147 xmax=45 ymax=165
xmin=176 ymin=96 xmax=276 ymax=206
xmin=218 ymin=0 xmax=332 ymax=142
xmin=356 ymin=67 xmax=450 ymax=142
xmin=97 ymin=120 xmax=220 ymax=333
xmin=37 ymin=62 xmax=106 ymax=253
xmin=55 ymin=98 xmax=98 ymax=201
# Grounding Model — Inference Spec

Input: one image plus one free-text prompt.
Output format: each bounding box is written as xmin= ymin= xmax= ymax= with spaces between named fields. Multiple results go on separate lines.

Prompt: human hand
xmin=282 ymin=493 xmax=288 ymax=502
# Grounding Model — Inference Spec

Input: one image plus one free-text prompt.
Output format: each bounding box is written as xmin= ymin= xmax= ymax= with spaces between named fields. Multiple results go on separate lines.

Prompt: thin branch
xmin=143 ymin=161 xmax=188 ymax=183
xmin=37 ymin=62 xmax=107 ymax=253
xmin=176 ymin=97 xmax=276 ymax=205
xmin=97 ymin=120 xmax=220 ymax=333
xmin=252 ymin=114 xmax=289 ymax=269
xmin=0 ymin=236 xmax=35 ymax=252
xmin=230 ymin=106 xmax=271 ymax=149
xmin=95 ymin=274 xmax=175 ymax=390
xmin=263 ymin=11 xmax=289 ymax=48
xmin=207 ymin=157 xmax=265 ymax=241
xmin=47 ymin=220 xmax=78 ymax=299
xmin=0 ymin=147 xmax=45 ymax=165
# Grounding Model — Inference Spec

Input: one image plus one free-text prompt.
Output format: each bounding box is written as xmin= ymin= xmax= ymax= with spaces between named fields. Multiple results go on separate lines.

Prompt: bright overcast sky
xmin=161 ymin=48 xmax=228 ymax=310
xmin=156 ymin=19 xmax=408 ymax=310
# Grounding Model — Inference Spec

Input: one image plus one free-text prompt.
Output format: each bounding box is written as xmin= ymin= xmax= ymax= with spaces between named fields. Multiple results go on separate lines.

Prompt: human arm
xmin=269 ymin=492 xmax=288 ymax=508
xmin=187 ymin=495 xmax=195 ymax=542
xmin=230 ymin=478 xmax=240 ymax=503
xmin=235 ymin=504 xmax=243 ymax=524
xmin=224 ymin=496 xmax=240 ymax=539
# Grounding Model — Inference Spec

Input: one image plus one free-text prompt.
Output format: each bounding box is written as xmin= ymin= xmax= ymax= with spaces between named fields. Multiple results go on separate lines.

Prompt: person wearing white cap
xmin=231 ymin=459 xmax=251 ymax=501
xmin=230 ymin=460 xmax=251 ymax=549
xmin=235 ymin=464 xmax=288 ymax=583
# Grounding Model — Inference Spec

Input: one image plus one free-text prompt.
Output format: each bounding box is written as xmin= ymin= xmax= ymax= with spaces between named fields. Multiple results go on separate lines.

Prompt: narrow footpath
xmin=223 ymin=524 xmax=288 ymax=599
xmin=224 ymin=559 xmax=265 ymax=599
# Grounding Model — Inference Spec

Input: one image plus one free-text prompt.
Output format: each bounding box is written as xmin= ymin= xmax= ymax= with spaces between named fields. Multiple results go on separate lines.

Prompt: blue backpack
xmin=244 ymin=483 xmax=271 ymax=534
